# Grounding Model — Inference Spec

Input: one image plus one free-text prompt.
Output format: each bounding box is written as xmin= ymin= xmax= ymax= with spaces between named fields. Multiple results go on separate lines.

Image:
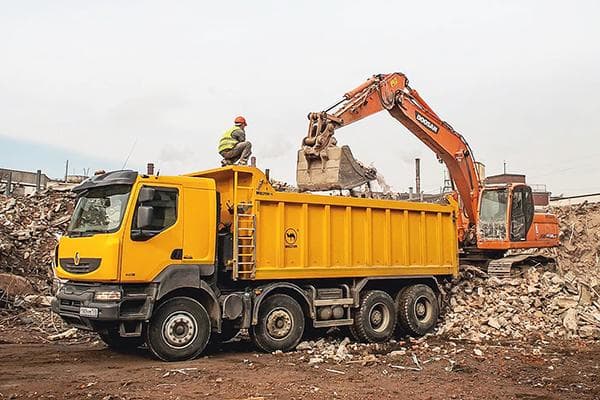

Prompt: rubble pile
xmin=548 ymin=201 xmax=600 ymax=277
xmin=0 ymin=190 xmax=75 ymax=279
xmin=293 ymin=334 xmax=474 ymax=373
xmin=437 ymin=266 xmax=600 ymax=341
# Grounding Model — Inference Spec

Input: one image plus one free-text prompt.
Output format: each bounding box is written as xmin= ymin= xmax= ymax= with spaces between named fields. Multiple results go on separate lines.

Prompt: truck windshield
xmin=478 ymin=189 xmax=508 ymax=240
xmin=68 ymin=185 xmax=132 ymax=236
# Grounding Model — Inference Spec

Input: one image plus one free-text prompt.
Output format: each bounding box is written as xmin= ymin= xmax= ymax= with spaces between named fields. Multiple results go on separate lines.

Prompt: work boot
xmin=221 ymin=159 xmax=232 ymax=167
xmin=238 ymin=158 xmax=248 ymax=165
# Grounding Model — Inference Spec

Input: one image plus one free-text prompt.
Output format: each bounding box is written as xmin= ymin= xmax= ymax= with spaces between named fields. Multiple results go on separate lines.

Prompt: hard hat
xmin=234 ymin=116 xmax=247 ymax=125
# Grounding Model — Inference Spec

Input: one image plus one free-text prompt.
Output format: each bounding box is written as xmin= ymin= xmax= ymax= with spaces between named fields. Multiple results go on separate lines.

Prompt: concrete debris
xmin=437 ymin=264 xmax=600 ymax=341
xmin=0 ymin=272 xmax=36 ymax=297
xmin=47 ymin=327 xmax=78 ymax=341
xmin=0 ymin=190 xmax=75 ymax=281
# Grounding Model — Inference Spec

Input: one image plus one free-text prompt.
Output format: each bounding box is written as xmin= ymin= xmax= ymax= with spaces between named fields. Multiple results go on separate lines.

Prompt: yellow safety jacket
xmin=218 ymin=126 xmax=241 ymax=153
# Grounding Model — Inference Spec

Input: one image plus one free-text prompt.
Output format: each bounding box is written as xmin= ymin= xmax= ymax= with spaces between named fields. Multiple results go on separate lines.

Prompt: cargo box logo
xmin=285 ymin=228 xmax=298 ymax=248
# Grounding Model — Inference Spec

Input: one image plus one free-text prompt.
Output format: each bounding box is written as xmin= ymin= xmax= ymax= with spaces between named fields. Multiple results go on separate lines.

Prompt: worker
xmin=218 ymin=116 xmax=252 ymax=166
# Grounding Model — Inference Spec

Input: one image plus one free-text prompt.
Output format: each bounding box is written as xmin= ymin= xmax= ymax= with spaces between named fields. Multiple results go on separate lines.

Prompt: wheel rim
xmin=369 ymin=302 xmax=391 ymax=333
xmin=265 ymin=308 xmax=293 ymax=339
xmin=414 ymin=295 xmax=432 ymax=323
xmin=162 ymin=311 xmax=198 ymax=349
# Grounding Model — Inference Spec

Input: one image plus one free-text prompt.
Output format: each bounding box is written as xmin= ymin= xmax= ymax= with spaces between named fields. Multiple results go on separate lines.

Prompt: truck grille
xmin=59 ymin=299 xmax=81 ymax=313
xmin=59 ymin=258 xmax=101 ymax=274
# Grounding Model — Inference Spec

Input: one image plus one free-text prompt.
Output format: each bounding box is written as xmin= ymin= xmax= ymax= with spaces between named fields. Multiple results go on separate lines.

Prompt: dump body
xmin=189 ymin=166 xmax=458 ymax=280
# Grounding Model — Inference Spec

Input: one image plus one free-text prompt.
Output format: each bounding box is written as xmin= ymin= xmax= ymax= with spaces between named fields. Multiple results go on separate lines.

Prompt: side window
xmin=510 ymin=188 xmax=527 ymax=241
xmin=523 ymin=187 xmax=534 ymax=233
xmin=131 ymin=186 xmax=178 ymax=241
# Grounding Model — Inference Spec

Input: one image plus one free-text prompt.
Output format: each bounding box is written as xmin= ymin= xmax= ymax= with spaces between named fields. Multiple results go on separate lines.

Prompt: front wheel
xmin=250 ymin=294 xmax=305 ymax=353
xmin=145 ymin=297 xmax=211 ymax=361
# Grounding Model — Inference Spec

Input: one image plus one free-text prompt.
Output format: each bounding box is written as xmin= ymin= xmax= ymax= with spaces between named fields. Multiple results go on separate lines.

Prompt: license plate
xmin=79 ymin=307 xmax=98 ymax=318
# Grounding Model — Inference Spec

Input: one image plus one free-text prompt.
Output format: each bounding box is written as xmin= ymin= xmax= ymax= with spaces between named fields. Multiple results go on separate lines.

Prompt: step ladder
xmin=233 ymin=203 xmax=256 ymax=280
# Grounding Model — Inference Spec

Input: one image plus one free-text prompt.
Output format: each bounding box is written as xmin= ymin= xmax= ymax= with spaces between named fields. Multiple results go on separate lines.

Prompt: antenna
xmin=122 ymin=138 xmax=138 ymax=169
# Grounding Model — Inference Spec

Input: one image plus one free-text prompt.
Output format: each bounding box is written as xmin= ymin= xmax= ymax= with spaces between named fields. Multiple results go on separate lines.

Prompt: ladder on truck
xmin=233 ymin=202 xmax=256 ymax=280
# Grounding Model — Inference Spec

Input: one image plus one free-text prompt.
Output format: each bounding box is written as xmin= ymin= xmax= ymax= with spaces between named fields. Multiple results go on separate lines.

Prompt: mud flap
xmin=296 ymin=145 xmax=376 ymax=191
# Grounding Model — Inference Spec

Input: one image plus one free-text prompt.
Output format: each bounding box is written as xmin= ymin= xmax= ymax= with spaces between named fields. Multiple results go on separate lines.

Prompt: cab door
xmin=120 ymin=184 xmax=183 ymax=282
xmin=509 ymin=186 xmax=534 ymax=241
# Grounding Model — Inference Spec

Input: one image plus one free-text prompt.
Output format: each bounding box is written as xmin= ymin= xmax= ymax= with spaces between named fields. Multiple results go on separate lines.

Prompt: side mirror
xmin=138 ymin=187 xmax=155 ymax=203
xmin=137 ymin=206 xmax=154 ymax=228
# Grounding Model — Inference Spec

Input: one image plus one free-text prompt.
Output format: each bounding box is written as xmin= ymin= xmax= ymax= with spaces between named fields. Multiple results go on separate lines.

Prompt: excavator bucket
xmin=296 ymin=145 xmax=376 ymax=191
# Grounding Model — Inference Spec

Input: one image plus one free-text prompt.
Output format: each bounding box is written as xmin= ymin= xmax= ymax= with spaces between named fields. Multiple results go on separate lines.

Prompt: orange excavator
xmin=297 ymin=73 xmax=559 ymax=268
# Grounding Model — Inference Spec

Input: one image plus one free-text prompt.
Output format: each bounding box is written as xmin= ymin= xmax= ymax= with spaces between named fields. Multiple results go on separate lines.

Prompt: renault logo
xmin=74 ymin=252 xmax=80 ymax=266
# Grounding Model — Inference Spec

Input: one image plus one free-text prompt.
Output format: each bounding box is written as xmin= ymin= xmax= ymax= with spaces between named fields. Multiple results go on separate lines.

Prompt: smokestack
xmin=147 ymin=163 xmax=155 ymax=175
xmin=415 ymin=158 xmax=421 ymax=196
xmin=35 ymin=170 xmax=42 ymax=193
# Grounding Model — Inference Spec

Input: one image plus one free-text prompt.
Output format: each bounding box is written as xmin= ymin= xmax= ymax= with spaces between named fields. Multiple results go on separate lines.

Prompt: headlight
xmin=94 ymin=291 xmax=121 ymax=301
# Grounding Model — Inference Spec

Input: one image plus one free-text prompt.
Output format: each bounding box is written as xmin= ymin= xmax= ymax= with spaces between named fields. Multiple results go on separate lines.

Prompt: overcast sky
xmin=1 ymin=0 xmax=598 ymax=196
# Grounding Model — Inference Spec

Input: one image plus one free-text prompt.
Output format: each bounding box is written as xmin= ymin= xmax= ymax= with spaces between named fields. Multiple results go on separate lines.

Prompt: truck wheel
xmin=351 ymin=290 xmax=396 ymax=343
xmin=397 ymin=284 xmax=439 ymax=337
xmin=145 ymin=297 xmax=211 ymax=361
xmin=98 ymin=328 xmax=144 ymax=350
xmin=250 ymin=294 xmax=305 ymax=353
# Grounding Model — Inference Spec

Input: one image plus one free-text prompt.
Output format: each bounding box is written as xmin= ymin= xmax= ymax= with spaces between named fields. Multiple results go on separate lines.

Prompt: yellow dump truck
xmin=52 ymin=166 xmax=458 ymax=361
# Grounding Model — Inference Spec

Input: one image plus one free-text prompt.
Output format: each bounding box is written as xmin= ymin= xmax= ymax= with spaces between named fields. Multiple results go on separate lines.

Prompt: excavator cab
xmin=477 ymin=185 xmax=534 ymax=243
xmin=296 ymin=145 xmax=377 ymax=191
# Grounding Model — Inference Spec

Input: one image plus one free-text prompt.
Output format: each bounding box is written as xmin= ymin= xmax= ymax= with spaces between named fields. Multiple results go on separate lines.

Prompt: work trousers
xmin=220 ymin=141 xmax=252 ymax=165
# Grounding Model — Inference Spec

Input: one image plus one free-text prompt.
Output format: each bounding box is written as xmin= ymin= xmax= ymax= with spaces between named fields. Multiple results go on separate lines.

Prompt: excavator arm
xmin=300 ymin=73 xmax=482 ymax=228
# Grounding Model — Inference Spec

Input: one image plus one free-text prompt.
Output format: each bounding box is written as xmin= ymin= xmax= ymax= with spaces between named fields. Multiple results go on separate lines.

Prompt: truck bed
xmin=189 ymin=166 xmax=459 ymax=281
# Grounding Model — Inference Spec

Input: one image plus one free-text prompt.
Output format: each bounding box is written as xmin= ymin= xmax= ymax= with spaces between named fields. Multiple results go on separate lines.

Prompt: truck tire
xmin=98 ymin=328 xmax=144 ymax=350
xmin=145 ymin=296 xmax=211 ymax=361
xmin=397 ymin=284 xmax=439 ymax=337
xmin=351 ymin=290 xmax=396 ymax=343
xmin=250 ymin=294 xmax=305 ymax=353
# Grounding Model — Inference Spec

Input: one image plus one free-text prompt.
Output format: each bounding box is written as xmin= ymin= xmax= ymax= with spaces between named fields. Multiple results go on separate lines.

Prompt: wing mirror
xmin=137 ymin=206 xmax=154 ymax=229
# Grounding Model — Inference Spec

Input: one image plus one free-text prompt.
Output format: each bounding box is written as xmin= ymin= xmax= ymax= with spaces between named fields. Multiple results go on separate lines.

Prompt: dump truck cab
xmin=53 ymin=166 xmax=458 ymax=361
xmin=53 ymin=170 xmax=220 ymax=349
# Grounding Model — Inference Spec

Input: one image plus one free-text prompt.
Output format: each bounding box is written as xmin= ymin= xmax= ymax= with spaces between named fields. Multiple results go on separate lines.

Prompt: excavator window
xmin=510 ymin=186 xmax=534 ymax=241
xmin=478 ymin=189 xmax=508 ymax=240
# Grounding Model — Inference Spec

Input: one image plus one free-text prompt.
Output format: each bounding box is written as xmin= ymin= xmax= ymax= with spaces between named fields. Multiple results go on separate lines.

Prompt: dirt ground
xmin=0 ymin=328 xmax=598 ymax=400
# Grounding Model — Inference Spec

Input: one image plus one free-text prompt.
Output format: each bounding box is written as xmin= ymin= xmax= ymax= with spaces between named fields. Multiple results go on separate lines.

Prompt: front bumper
xmin=52 ymin=282 xmax=157 ymax=331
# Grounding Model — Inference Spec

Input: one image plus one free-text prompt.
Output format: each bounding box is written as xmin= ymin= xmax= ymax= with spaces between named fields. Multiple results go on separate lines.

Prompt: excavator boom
xmin=299 ymin=73 xmax=481 ymax=225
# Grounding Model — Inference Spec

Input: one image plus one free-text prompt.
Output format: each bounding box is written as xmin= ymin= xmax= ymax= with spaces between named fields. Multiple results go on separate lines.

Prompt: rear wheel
xmin=145 ymin=297 xmax=211 ymax=361
xmin=397 ymin=284 xmax=439 ymax=337
xmin=98 ymin=328 xmax=144 ymax=350
xmin=351 ymin=290 xmax=396 ymax=343
xmin=250 ymin=294 xmax=305 ymax=353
